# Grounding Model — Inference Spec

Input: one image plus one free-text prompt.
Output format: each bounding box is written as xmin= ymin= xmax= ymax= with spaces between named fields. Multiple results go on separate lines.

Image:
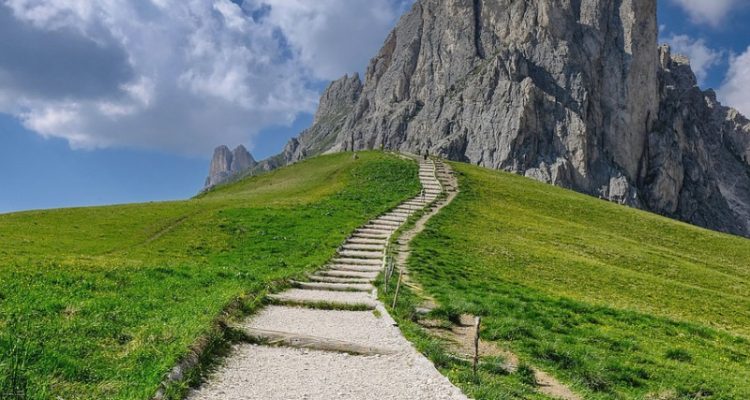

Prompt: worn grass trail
xmin=403 ymin=161 xmax=750 ymax=399
xmin=188 ymin=159 xmax=467 ymax=400
xmin=0 ymin=152 xmax=419 ymax=399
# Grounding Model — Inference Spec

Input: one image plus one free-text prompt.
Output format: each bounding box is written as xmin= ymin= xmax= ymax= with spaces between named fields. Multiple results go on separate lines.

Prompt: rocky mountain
xmin=205 ymin=145 xmax=257 ymax=188
xmin=208 ymin=0 xmax=750 ymax=237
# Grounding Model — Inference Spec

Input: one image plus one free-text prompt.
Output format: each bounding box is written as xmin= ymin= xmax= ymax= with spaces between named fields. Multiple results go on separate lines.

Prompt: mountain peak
xmin=205 ymin=145 xmax=258 ymax=189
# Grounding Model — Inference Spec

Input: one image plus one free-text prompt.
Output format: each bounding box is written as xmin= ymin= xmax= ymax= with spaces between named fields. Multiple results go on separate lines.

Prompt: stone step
xmin=370 ymin=218 xmax=401 ymax=226
xmin=362 ymin=225 xmax=397 ymax=232
xmin=239 ymin=327 xmax=397 ymax=356
xmin=332 ymin=257 xmax=382 ymax=266
xmin=291 ymin=281 xmax=373 ymax=292
xmin=377 ymin=216 xmax=406 ymax=223
xmin=267 ymin=290 xmax=377 ymax=310
xmin=329 ymin=264 xmax=382 ymax=273
xmin=308 ymin=275 xmax=373 ymax=284
xmin=341 ymin=243 xmax=385 ymax=251
xmin=388 ymin=211 xmax=413 ymax=216
xmin=352 ymin=232 xmax=389 ymax=240
xmin=368 ymin=221 xmax=400 ymax=229
xmin=317 ymin=270 xmax=378 ymax=279
xmin=240 ymin=306 xmax=403 ymax=355
xmin=347 ymin=237 xmax=387 ymax=245
xmin=355 ymin=228 xmax=391 ymax=236
xmin=393 ymin=209 xmax=421 ymax=215
xmin=337 ymin=250 xmax=384 ymax=259
xmin=395 ymin=203 xmax=423 ymax=209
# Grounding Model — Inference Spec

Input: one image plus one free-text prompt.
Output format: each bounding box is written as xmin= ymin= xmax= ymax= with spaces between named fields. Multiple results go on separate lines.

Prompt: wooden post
xmin=392 ymin=268 xmax=404 ymax=309
xmin=473 ymin=316 xmax=481 ymax=379
xmin=382 ymin=236 xmax=391 ymax=293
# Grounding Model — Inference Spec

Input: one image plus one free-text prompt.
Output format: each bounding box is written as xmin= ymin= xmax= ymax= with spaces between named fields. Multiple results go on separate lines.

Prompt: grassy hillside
xmin=0 ymin=152 xmax=419 ymax=399
xmin=404 ymin=162 xmax=750 ymax=399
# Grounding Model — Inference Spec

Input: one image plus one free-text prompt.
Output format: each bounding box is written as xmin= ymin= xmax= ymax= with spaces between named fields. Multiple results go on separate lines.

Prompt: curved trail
xmin=188 ymin=158 xmax=468 ymax=400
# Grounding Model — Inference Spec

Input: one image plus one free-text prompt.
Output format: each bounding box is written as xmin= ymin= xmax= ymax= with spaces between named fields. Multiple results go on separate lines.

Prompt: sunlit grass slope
xmin=408 ymin=162 xmax=750 ymax=399
xmin=0 ymin=152 xmax=419 ymax=399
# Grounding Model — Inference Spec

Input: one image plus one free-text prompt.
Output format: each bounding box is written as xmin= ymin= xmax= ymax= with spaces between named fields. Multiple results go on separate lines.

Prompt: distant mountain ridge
xmin=206 ymin=0 xmax=750 ymax=237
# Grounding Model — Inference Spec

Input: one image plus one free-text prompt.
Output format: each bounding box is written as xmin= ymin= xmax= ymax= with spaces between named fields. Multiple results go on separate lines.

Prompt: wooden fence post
xmin=473 ymin=316 xmax=481 ymax=379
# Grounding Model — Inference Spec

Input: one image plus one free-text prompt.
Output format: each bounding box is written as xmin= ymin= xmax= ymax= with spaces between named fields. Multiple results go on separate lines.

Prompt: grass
xmin=402 ymin=161 xmax=750 ymax=399
xmin=0 ymin=151 xmax=419 ymax=399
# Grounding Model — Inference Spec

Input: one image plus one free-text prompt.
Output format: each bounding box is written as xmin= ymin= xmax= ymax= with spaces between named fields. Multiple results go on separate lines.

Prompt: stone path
xmin=188 ymin=159 xmax=468 ymax=400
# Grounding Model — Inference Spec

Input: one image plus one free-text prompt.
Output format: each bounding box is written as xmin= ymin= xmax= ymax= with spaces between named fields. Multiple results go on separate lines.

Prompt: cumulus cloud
xmin=669 ymin=0 xmax=741 ymax=26
xmin=260 ymin=0 xmax=410 ymax=81
xmin=0 ymin=0 xmax=409 ymax=155
xmin=663 ymin=34 xmax=722 ymax=84
xmin=718 ymin=47 xmax=750 ymax=117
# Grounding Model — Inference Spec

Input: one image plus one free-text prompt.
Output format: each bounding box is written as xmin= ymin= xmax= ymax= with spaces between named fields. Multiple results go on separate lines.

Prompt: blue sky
xmin=0 ymin=0 xmax=749 ymax=213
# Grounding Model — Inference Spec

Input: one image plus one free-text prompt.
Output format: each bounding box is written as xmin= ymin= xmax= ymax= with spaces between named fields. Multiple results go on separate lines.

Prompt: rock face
xmin=205 ymin=145 xmax=257 ymax=188
xmin=283 ymin=74 xmax=363 ymax=162
xmin=644 ymin=46 xmax=750 ymax=235
xmin=215 ymin=0 xmax=750 ymax=237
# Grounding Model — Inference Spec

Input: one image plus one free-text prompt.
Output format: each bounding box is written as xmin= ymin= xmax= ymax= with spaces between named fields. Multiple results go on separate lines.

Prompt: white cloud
xmin=718 ymin=47 xmax=750 ymax=117
xmin=0 ymin=0 xmax=408 ymax=155
xmin=261 ymin=0 xmax=411 ymax=81
xmin=669 ymin=0 xmax=740 ymax=26
xmin=663 ymin=34 xmax=722 ymax=84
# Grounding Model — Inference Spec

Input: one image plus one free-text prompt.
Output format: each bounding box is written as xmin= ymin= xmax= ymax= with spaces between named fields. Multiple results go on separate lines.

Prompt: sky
xmin=0 ymin=0 xmax=749 ymax=213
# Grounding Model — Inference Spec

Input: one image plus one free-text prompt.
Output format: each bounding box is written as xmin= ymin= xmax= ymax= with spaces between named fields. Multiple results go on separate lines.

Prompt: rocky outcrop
xmin=205 ymin=145 xmax=257 ymax=188
xmin=209 ymin=0 xmax=750 ymax=237
xmin=643 ymin=46 xmax=750 ymax=235
xmin=283 ymin=74 xmax=363 ymax=163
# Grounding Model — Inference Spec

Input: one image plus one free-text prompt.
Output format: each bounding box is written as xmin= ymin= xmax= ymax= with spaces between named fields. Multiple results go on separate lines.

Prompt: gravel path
xmin=189 ymin=345 xmax=466 ymax=400
xmin=187 ymin=159 xmax=467 ymax=400
xmin=244 ymin=305 xmax=408 ymax=351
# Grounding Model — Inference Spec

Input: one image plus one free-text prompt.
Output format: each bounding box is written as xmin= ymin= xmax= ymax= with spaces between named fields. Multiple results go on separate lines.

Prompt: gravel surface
xmin=244 ymin=306 xmax=407 ymax=351
xmin=188 ymin=345 xmax=467 ymax=400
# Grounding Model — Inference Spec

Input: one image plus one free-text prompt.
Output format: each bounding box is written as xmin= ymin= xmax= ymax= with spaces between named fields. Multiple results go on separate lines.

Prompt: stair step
xmin=351 ymin=232 xmax=389 ymax=239
xmin=308 ymin=275 xmax=373 ymax=284
xmin=329 ymin=264 xmax=382 ymax=273
xmin=317 ymin=270 xmax=378 ymax=279
xmin=356 ymin=229 xmax=391 ymax=236
xmin=368 ymin=219 xmax=400 ymax=226
xmin=332 ymin=257 xmax=382 ymax=266
xmin=362 ymin=226 xmax=397 ymax=233
xmin=292 ymin=281 xmax=373 ymax=292
xmin=341 ymin=243 xmax=385 ymax=251
xmin=267 ymin=290 xmax=377 ymax=310
xmin=347 ymin=237 xmax=387 ymax=244
xmin=338 ymin=250 xmax=383 ymax=259
xmin=239 ymin=327 xmax=397 ymax=356
xmin=377 ymin=216 xmax=406 ymax=223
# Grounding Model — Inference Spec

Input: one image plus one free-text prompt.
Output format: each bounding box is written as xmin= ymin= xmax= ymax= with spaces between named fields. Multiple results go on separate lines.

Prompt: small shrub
xmin=665 ymin=348 xmax=693 ymax=363
xmin=516 ymin=363 xmax=537 ymax=386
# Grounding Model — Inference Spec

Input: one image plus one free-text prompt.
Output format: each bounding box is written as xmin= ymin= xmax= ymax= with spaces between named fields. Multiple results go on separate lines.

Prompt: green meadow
xmin=397 ymin=162 xmax=750 ymax=399
xmin=0 ymin=152 xmax=419 ymax=399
